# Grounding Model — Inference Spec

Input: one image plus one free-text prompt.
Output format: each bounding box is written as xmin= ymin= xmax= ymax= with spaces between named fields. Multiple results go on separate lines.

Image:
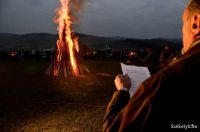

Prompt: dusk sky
xmin=0 ymin=0 xmax=189 ymax=38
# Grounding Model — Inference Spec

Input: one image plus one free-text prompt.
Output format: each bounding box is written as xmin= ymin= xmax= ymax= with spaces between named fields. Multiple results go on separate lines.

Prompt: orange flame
xmin=54 ymin=0 xmax=79 ymax=76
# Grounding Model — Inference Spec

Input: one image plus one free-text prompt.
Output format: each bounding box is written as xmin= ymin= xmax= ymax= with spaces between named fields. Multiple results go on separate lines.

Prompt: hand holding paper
xmin=114 ymin=74 xmax=131 ymax=91
xmin=121 ymin=63 xmax=151 ymax=97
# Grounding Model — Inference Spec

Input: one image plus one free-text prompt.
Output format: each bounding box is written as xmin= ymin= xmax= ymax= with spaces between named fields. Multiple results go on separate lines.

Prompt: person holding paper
xmin=103 ymin=0 xmax=200 ymax=131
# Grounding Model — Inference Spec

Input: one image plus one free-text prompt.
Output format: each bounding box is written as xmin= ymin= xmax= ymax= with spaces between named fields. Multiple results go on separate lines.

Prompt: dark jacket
xmin=103 ymin=41 xmax=200 ymax=132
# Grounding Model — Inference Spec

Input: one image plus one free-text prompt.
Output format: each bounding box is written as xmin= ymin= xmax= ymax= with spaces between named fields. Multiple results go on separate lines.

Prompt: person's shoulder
xmin=144 ymin=52 xmax=199 ymax=84
xmin=140 ymin=58 xmax=186 ymax=91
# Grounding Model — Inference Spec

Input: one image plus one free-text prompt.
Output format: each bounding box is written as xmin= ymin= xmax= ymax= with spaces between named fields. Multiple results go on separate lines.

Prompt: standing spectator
xmin=159 ymin=45 xmax=174 ymax=69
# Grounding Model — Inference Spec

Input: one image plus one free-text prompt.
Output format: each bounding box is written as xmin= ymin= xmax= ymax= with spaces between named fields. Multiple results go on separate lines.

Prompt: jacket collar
xmin=182 ymin=38 xmax=200 ymax=55
xmin=183 ymin=38 xmax=200 ymax=57
xmin=169 ymin=39 xmax=200 ymax=66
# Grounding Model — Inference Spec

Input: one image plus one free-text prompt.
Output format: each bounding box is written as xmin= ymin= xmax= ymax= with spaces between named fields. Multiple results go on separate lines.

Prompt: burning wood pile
xmin=49 ymin=0 xmax=88 ymax=78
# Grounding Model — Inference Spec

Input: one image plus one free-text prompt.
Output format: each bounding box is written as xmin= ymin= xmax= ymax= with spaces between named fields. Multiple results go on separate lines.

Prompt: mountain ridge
xmin=0 ymin=33 xmax=182 ymax=50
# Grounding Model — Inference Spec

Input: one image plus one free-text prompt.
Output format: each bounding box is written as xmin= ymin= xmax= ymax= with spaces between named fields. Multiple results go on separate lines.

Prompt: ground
xmin=0 ymin=60 xmax=121 ymax=132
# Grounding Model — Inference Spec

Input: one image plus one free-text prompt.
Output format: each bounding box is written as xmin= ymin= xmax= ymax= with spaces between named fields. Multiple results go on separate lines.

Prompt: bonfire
xmin=49 ymin=0 xmax=88 ymax=78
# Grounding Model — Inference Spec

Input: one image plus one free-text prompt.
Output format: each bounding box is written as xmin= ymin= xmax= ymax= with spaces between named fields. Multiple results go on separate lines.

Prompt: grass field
xmin=0 ymin=60 xmax=122 ymax=132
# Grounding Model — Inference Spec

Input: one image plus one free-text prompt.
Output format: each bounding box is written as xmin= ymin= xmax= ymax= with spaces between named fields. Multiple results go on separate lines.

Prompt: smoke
xmin=71 ymin=0 xmax=85 ymax=12
xmin=70 ymin=0 xmax=87 ymax=25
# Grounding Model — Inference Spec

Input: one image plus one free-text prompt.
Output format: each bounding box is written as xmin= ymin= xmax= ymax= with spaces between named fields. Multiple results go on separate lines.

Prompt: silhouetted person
xmin=120 ymin=48 xmax=126 ymax=61
xmin=159 ymin=45 xmax=174 ymax=69
xmin=140 ymin=47 xmax=156 ymax=74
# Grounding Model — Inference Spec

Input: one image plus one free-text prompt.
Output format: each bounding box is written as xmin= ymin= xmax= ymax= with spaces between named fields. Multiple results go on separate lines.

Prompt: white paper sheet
xmin=121 ymin=63 xmax=151 ymax=97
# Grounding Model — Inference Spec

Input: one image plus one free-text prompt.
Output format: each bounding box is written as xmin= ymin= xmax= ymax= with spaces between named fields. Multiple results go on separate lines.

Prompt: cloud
xmin=0 ymin=0 xmax=189 ymax=38
xmin=0 ymin=0 xmax=59 ymax=34
xmin=77 ymin=0 xmax=189 ymax=38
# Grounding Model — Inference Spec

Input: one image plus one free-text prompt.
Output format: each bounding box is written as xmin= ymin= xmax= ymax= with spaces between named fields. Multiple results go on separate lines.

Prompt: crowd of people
xmin=0 ymin=44 xmax=179 ymax=74
xmin=0 ymin=49 xmax=54 ymax=61
xmin=83 ymin=45 xmax=179 ymax=73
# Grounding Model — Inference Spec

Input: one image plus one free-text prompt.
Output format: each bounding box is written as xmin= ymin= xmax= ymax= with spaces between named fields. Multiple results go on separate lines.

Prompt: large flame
xmin=54 ymin=0 xmax=79 ymax=76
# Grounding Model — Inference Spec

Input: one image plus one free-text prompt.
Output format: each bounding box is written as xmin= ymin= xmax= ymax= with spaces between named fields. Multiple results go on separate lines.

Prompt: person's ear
xmin=191 ymin=13 xmax=200 ymax=37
